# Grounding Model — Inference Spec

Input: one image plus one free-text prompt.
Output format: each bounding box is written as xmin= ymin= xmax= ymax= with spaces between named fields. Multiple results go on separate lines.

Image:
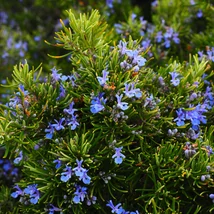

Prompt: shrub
xmin=0 ymin=7 xmax=214 ymax=214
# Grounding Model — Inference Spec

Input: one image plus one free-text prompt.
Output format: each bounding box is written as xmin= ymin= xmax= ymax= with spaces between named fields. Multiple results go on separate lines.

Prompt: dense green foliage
xmin=0 ymin=1 xmax=214 ymax=213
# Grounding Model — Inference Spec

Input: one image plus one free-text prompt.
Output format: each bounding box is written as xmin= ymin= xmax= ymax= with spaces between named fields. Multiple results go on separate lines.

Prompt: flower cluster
xmin=60 ymin=159 xmax=91 ymax=185
xmin=124 ymin=82 xmax=142 ymax=98
xmin=11 ymin=184 xmax=40 ymax=204
xmin=45 ymin=101 xmax=79 ymax=139
xmin=174 ymin=104 xmax=207 ymax=131
xmin=198 ymin=47 xmax=214 ymax=62
xmin=58 ymin=159 xmax=95 ymax=205
xmin=90 ymin=92 xmax=107 ymax=114
xmin=106 ymin=200 xmax=139 ymax=214
xmin=6 ymin=84 xmax=29 ymax=115
xmin=113 ymin=12 xmax=182 ymax=61
xmin=2 ymin=34 xmax=28 ymax=59
xmin=0 ymin=158 xmax=19 ymax=184
xmin=106 ymin=0 xmax=121 ymax=9
xmin=72 ymin=185 xmax=88 ymax=204
xmin=72 ymin=184 xmax=97 ymax=206
xmin=155 ymin=27 xmax=180 ymax=48
xmin=118 ymin=40 xmax=147 ymax=72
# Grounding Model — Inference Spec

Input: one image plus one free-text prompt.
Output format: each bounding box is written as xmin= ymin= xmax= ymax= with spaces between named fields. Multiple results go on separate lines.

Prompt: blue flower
xmin=169 ymin=71 xmax=181 ymax=86
xmin=24 ymin=184 xmax=40 ymax=204
xmin=190 ymin=0 xmax=195 ymax=5
xmin=197 ymin=9 xmax=203 ymax=18
xmin=189 ymin=92 xmax=198 ymax=101
xmin=142 ymin=38 xmax=153 ymax=57
xmin=56 ymin=84 xmax=66 ymax=100
xmin=204 ymin=86 xmax=214 ymax=109
xmin=60 ymin=75 xmax=68 ymax=82
xmin=3 ymin=160 xmax=11 ymax=171
xmin=73 ymin=159 xmax=91 ymax=184
xmin=48 ymin=204 xmax=62 ymax=214
xmin=53 ymin=159 xmax=62 ymax=169
xmin=52 ymin=118 xmax=65 ymax=131
xmin=114 ymin=23 xmax=124 ymax=34
xmin=125 ymin=49 xmax=147 ymax=67
xmin=34 ymin=35 xmax=41 ymax=41
xmin=164 ymin=27 xmax=173 ymax=39
xmin=72 ymin=185 xmax=87 ymax=204
xmin=90 ymin=93 xmax=107 ymax=114
xmin=0 ymin=11 xmax=8 ymax=24
xmin=68 ymin=74 xmax=77 ymax=87
xmin=112 ymin=147 xmax=125 ymax=164
xmin=14 ymin=151 xmax=23 ymax=164
xmin=97 ymin=69 xmax=109 ymax=86
xmin=174 ymin=108 xmax=185 ymax=126
xmin=185 ymin=104 xmax=207 ymax=130
xmin=73 ymin=159 xmax=85 ymax=177
xmin=67 ymin=115 xmax=79 ymax=130
xmin=124 ymin=83 xmax=135 ymax=98
xmin=11 ymin=185 xmax=24 ymax=198
xmin=156 ymin=31 xmax=163 ymax=43
xmin=172 ymin=33 xmax=180 ymax=44
xmin=29 ymin=191 xmax=40 ymax=204
xmin=131 ymin=13 xmax=137 ymax=20
xmin=124 ymin=83 xmax=142 ymax=98
xmin=63 ymin=101 xmax=77 ymax=116
xmin=206 ymin=48 xmax=214 ymax=62
xmin=11 ymin=168 xmax=19 ymax=177
xmin=162 ymin=28 xmax=180 ymax=48
xmin=202 ymin=73 xmax=211 ymax=85
xmin=106 ymin=200 xmax=122 ymax=213
xmin=80 ymin=169 xmax=91 ymax=185
xmin=198 ymin=51 xmax=204 ymax=61
xmin=118 ymin=40 xmax=128 ymax=55
xmin=51 ymin=67 xmax=62 ymax=82
xmin=18 ymin=84 xmax=29 ymax=96
xmin=140 ymin=16 xmax=147 ymax=29
xmin=144 ymin=94 xmax=159 ymax=110
xmin=60 ymin=165 xmax=72 ymax=182
xmin=134 ymin=88 xmax=142 ymax=98
xmin=106 ymin=0 xmax=113 ymax=8
xmin=90 ymin=103 xmax=105 ymax=114
xmin=116 ymin=94 xmax=129 ymax=110
xmin=45 ymin=123 xmax=55 ymax=139
xmin=118 ymin=208 xmax=129 ymax=214
xmin=164 ymin=39 xmax=171 ymax=48
xmin=23 ymin=184 xmax=37 ymax=195
xmin=8 ymin=96 xmax=21 ymax=109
